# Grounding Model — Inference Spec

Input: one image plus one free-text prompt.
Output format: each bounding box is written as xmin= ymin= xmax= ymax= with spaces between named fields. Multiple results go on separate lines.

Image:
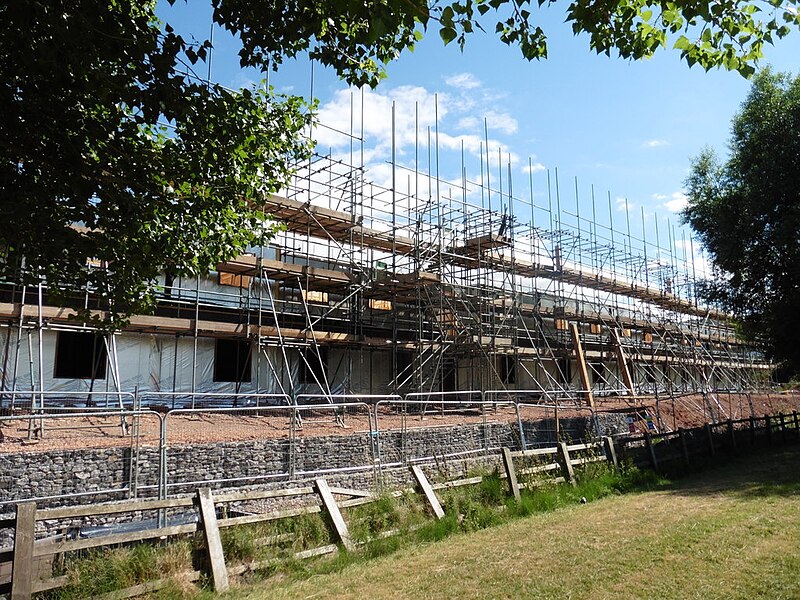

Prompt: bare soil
xmin=1 ymin=392 xmax=798 ymax=455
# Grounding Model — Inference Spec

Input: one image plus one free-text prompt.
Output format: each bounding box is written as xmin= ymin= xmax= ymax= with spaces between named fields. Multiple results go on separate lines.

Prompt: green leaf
xmin=684 ymin=68 xmax=800 ymax=372
xmin=674 ymin=35 xmax=692 ymax=50
xmin=441 ymin=5 xmax=455 ymax=23
xmin=440 ymin=26 xmax=458 ymax=44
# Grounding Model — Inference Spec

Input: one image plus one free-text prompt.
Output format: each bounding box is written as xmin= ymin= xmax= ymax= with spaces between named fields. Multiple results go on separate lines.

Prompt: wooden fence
xmin=1 ymin=411 xmax=797 ymax=600
xmin=617 ymin=411 xmax=800 ymax=474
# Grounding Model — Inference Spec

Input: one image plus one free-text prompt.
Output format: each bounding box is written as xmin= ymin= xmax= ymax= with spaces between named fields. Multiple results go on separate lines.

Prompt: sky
xmin=158 ymin=2 xmax=800 ymax=260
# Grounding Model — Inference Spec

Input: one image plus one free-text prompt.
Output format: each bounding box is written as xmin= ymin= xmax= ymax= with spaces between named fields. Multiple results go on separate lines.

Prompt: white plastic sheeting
xmin=0 ymin=326 xmax=401 ymax=399
xmin=0 ymin=328 xmax=282 ymax=395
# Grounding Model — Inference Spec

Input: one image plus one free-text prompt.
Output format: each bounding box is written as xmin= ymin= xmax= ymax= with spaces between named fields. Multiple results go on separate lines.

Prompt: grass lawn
xmin=232 ymin=447 xmax=800 ymax=600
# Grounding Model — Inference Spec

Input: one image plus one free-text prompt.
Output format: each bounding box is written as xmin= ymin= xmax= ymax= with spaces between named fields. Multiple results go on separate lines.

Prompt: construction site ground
xmin=1 ymin=392 xmax=799 ymax=454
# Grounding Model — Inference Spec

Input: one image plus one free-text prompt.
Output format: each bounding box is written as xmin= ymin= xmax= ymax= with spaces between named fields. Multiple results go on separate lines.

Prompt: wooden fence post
xmin=765 ymin=415 xmax=772 ymax=446
xmin=501 ymin=447 xmax=521 ymax=501
xmin=779 ymin=413 xmax=787 ymax=444
xmin=315 ymin=478 xmax=355 ymax=551
xmin=749 ymin=415 xmax=755 ymax=446
xmin=602 ymin=436 xmax=618 ymax=470
xmin=644 ymin=431 xmax=659 ymax=472
xmin=411 ymin=465 xmax=445 ymax=519
xmin=558 ymin=442 xmax=576 ymax=485
xmin=678 ymin=428 xmax=690 ymax=468
xmin=705 ymin=423 xmax=715 ymax=458
xmin=794 ymin=411 xmax=800 ymax=441
xmin=196 ymin=488 xmax=229 ymax=593
xmin=727 ymin=419 xmax=737 ymax=455
xmin=11 ymin=502 xmax=36 ymax=600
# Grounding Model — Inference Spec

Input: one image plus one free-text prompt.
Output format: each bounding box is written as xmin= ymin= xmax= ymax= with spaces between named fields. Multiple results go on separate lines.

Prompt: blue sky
xmin=159 ymin=2 xmax=800 ymax=258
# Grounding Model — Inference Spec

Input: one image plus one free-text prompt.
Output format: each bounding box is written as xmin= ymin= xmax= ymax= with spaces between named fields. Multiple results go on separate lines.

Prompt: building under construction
xmin=0 ymin=103 xmax=772 ymax=413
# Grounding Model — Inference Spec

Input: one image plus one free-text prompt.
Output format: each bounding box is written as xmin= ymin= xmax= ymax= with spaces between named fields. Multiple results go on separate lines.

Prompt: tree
xmin=0 ymin=0 xmax=313 ymax=325
xmin=217 ymin=0 xmax=800 ymax=84
xmin=2 ymin=0 xmax=799 ymax=325
xmin=683 ymin=69 xmax=800 ymax=376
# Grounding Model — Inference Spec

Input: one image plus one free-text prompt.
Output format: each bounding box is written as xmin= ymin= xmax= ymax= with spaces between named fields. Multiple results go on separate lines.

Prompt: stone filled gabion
xmin=0 ymin=413 xmax=627 ymax=546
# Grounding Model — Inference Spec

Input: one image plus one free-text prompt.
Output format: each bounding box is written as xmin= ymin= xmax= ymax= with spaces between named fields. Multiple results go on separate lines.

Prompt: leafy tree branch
xmin=683 ymin=69 xmax=800 ymax=376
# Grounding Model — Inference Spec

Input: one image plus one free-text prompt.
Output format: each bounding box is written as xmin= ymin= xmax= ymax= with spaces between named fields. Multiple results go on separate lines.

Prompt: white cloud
xmin=484 ymin=110 xmax=518 ymax=135
xmin=310 ymin=81 xmax=526 ymax=207
xmin=642 ymin=139 xmax=670 ymax=149
xmin=651 ymin=193 xmax=668 ymax=201
xmin=522 ymin=162 xmax=546 ymax=174
xmin=444 ymin=72 xmax=482 ymax=90
xmin=615 ymin=197 xmax=633 ymax=212
xmin=662 ymin=191 xmax=688 ymax=212
xmin=312 ymin=85 xmax=445 ymax=152
xmin=456 ymin=111 xmax=517 ymax=135
xmin=437 ymin=132 xmax=519 ymax=165
xmin=457 ymin=116 xmax=479 ymax=130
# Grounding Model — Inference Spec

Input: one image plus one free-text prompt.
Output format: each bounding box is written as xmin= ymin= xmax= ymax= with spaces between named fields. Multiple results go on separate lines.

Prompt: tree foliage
xmin=683 ymin=69 xmax=800 ymax=375
xmin=2 ymin=0 xmax=799 ymax=326
xmin=0 ymin=0 xmax=313 ymax=324
xmin=216 ymin=0 xmax=800 ymax=85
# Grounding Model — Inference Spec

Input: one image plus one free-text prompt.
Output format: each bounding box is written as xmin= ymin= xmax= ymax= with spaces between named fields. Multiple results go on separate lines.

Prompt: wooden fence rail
xmin=1 ymin=411 xmax=797 ymax=599
xmin=617 ymin=411 xmax=800 ymax=473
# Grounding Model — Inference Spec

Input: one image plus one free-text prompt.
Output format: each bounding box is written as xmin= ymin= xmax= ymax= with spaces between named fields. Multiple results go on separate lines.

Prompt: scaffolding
xmin=0 ymin=96 xmax=773 ymax=425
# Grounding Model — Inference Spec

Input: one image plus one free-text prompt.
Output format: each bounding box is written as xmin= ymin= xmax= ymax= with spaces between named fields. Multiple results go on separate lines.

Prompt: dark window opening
xmin=441 ymin=367 xmax=457 ymax=393
xmin=558 ymin=358 xmax=572 ymax=385
xmin=590 ymin=362 xmax=605 ymax=385
xmin=499 ymin=355 xmax=517 ymax=384
xmin=300 ymin=347 xmax=328 ymax=385
xmin=396 ymin=351 xmax=414 ymax=382
xmin=214 ymin=339 xmax=252 ymax=383
xmin=54 ymin=332 xmax=107 ymax=379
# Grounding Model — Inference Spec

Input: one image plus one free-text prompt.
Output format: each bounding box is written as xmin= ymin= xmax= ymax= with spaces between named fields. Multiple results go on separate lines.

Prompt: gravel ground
xmin=1 ymin=392 xmax=798 ymax=454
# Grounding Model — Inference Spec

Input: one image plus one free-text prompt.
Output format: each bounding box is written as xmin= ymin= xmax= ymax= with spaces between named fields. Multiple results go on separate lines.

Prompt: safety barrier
xmin=0 ymin=409 xmax=163 ymax=507
xmin=161 ymin=402 xmax=375 ymax=495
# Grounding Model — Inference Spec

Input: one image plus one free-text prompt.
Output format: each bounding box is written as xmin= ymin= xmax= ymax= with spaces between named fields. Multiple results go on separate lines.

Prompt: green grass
xmin=41 ymin=512 xmax=334 ymax=599
xmin=43 ymin=538 xmax=199 ymax=599
xmin=230 ymin=447 xmax=800 ymax=600
xmin=229 ymin=461 xmax=664 ymax=593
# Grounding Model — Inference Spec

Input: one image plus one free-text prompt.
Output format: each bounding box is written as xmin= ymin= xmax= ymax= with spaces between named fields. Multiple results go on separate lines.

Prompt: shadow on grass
xmin=658 ymin=444 xmax=800 ymax=499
